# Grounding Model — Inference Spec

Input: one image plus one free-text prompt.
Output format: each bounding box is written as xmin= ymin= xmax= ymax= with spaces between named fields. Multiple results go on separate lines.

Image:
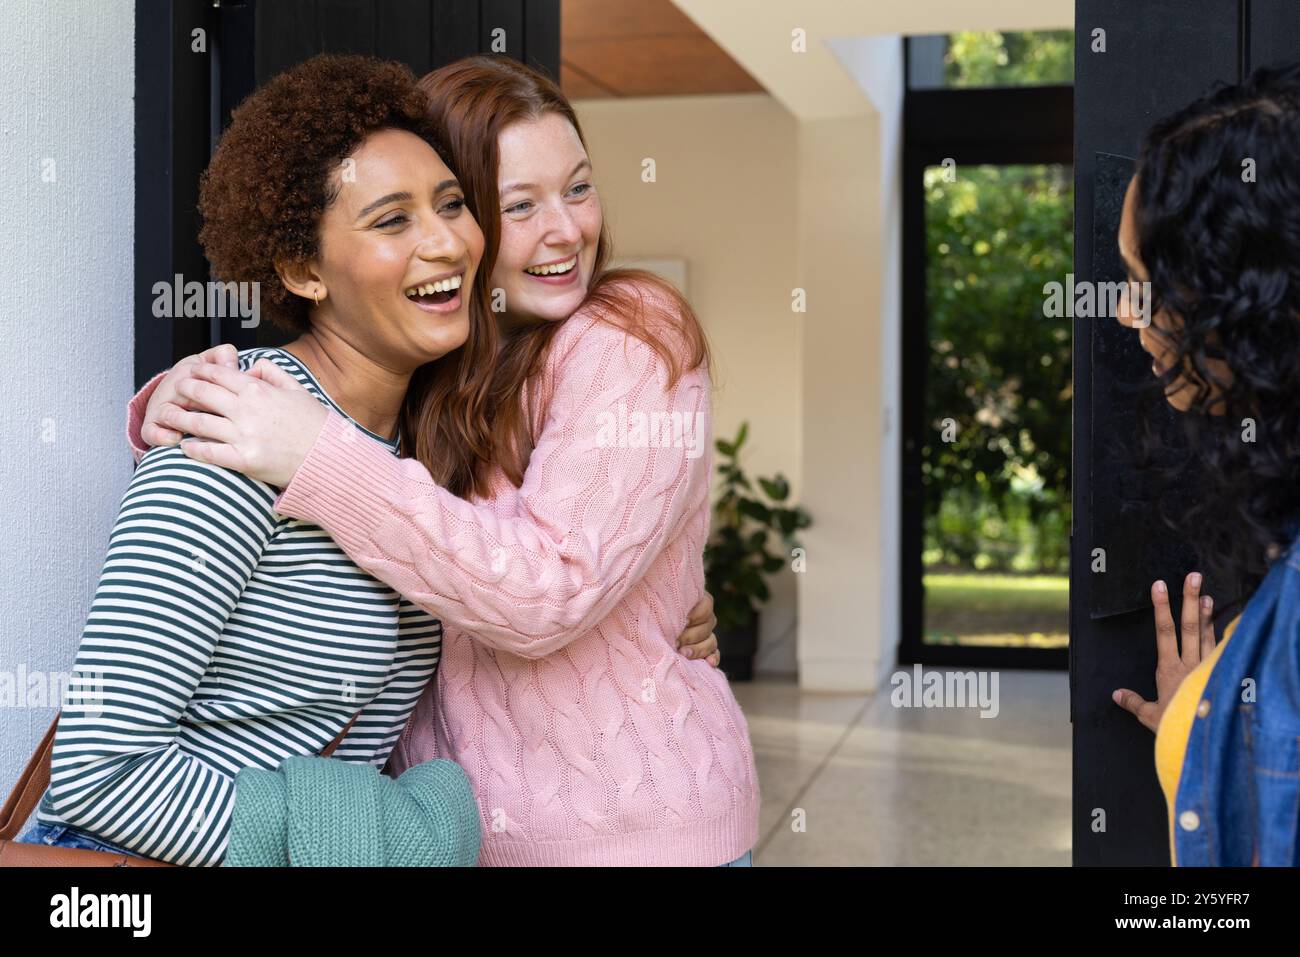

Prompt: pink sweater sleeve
xmin=274 ymin=314 xmax=712 ymax=660
xmin=126 ymin=370 xmax=168 ymax=465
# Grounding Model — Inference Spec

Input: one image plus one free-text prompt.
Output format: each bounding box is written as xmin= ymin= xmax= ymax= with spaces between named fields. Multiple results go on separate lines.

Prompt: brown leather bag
xmin=0 ymin=711 xmax=359 ymax=867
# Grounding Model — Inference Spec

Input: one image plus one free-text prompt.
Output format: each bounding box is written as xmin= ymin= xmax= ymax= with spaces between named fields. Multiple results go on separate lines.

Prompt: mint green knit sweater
xmin=224 ymin=755 xmax=481 ymax=867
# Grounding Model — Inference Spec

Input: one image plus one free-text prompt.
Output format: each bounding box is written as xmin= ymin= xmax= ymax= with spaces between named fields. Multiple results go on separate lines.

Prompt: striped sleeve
xmin=46 ymin=444 xmax=276 ymax=867
xmin=329 ymin=601 xmax=441 ymax=767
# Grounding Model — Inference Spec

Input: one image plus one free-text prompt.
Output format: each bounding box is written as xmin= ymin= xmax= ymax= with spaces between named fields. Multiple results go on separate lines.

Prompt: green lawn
xmin=923 ymin=571 xmax=1068 ymax=648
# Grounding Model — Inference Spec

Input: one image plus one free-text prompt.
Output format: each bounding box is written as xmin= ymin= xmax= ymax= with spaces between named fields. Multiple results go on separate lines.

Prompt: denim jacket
xmin=1173 ymin=532 xmax=1300 ymax=866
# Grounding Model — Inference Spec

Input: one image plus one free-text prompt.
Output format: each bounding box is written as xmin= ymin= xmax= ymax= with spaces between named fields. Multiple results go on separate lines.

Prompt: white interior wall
xmin=574 ymin=93 xmax=803 ymax=674
xmin=0 ymin=0 xmax=136 ymax=788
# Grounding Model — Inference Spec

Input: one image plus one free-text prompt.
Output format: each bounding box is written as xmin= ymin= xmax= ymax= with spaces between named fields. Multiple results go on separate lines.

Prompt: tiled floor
xmin=731 ymin=669 xmax=1072 ymax=866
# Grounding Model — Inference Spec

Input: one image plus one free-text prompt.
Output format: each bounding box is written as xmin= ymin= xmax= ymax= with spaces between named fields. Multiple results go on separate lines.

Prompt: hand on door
xmin=1112 ymin=574 xmax=1216 ymax=733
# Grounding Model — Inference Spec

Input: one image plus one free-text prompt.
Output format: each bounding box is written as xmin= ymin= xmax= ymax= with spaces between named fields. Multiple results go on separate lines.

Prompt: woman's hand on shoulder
xmin=140 ymin=344 xmax=240 ymax=447
xmin=158 ymin=358 xmax=326 ymax=488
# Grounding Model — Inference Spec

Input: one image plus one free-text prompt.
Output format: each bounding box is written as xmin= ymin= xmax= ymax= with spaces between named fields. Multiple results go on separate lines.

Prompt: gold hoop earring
xmin=313 ymin=287 xmax=321 ymax=307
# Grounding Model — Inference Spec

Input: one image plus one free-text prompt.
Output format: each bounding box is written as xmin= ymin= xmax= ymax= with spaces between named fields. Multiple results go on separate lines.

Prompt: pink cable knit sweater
xmin=126 ymin=298 xmax=760 ymax=866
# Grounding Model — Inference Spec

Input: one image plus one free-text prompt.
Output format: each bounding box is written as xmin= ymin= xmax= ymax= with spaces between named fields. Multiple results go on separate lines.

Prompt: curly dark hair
xmin=1134 ymin=61 xmax=1300 ymax=609
xmin=197 ymin=53 xmax=449 ymax=331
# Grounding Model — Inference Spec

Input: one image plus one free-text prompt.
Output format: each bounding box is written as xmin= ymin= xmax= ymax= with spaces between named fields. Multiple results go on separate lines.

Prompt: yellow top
xmin=1153 ymin=614 xmax=1240 ymax=866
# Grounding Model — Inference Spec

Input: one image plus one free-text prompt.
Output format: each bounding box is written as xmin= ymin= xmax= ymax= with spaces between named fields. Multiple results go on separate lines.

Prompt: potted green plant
xmin=704 ymin=422 xmax=811 ymax=681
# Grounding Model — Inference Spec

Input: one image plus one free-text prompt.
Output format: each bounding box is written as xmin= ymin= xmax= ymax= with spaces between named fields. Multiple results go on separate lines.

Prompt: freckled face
xmin=491 ymin=113 xmax=602 ymax=325
xmin=1115 ymin=175 xmax=1232 ymax=412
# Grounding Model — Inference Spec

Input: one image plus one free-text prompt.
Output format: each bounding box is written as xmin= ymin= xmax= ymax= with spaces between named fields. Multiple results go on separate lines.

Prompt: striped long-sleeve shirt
xmin=37 ymin=347 xmax=442 ymax=867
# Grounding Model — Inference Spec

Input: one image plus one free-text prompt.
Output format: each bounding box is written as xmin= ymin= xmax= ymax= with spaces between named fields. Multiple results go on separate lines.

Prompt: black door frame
xmin=135 ymin=0 xmax=216 ymax=391
xmin=899 ymin=69 xmax=1074 ymax=671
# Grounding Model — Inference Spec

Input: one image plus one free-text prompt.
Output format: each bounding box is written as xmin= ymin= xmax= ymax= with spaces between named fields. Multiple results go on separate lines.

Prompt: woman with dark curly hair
xmin=1109 ymin=61 xmax=1300 ymax=866
xmin=16 ymin=54 xmax=489 ymax=865
xmin=126 ymin=55 xmax=758 ymax=867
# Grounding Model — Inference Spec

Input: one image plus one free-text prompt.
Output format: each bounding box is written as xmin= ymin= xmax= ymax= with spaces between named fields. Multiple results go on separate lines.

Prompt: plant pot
xmin=717 ymin=610 xmax=759 ymax=682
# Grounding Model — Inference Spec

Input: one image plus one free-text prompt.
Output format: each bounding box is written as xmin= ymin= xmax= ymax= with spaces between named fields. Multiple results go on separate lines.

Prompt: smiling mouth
xmin=524 ymin=255 xmax=578 ymax=277
xmin=404 ymin=273 xmax=464 ymax=306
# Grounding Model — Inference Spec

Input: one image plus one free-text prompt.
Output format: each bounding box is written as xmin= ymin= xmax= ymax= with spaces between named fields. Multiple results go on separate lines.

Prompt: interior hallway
xmin=733 ymin=670 xmax=1072 ymax=865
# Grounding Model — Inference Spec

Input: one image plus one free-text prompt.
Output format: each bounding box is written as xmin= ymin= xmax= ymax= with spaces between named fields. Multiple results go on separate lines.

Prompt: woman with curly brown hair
xmin=126 ymin=55 xmax=760 ymax=867
xmin=15 ymin=54 xmax=489 ymax=865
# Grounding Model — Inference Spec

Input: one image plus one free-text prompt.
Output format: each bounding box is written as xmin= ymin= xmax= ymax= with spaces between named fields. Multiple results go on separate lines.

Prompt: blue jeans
xmin=18 ymin=820 xmax=147 ymax=859
xmin=718 ymin=849 xmax=752 ymax=867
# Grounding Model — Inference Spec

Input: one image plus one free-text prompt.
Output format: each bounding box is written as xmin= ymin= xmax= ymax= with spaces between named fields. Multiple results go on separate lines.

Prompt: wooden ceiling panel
xmin=562 ymin=0 xmax=704 ymax=41
xmin=561 ymin=0 xmax=762 ymax=97
xmin=560 ymin=61 xmax=617 ymax=98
